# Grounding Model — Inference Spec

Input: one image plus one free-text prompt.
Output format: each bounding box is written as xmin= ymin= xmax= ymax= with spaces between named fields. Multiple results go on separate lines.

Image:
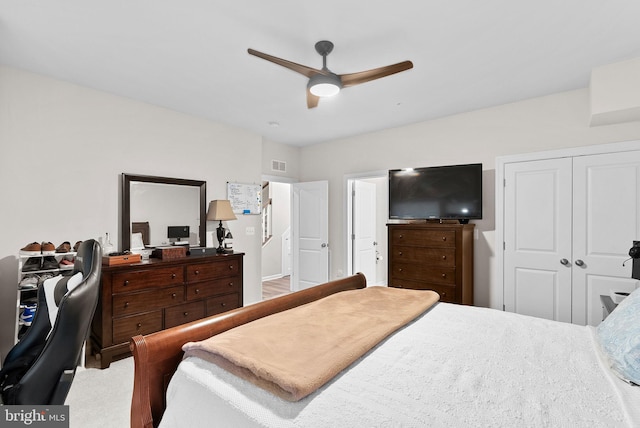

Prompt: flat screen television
xmin=388 ymin=163 xmax=482 ymax=221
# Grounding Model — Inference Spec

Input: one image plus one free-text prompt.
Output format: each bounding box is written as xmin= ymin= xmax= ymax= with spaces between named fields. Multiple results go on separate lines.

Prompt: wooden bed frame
xmin=129 ymin=273 xmax=366 ymax=428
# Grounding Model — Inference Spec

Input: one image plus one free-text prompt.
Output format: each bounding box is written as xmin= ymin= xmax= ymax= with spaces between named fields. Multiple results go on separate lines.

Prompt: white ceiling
xmin=1 ymin=1 xmax=639 ymax=147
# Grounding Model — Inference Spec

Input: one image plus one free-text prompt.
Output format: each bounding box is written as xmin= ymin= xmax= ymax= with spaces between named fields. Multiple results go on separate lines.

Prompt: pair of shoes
xmin=22 ymin=256 xmax=59 ymax=272
xmin=20 ymin=241 xmax=56 ymax=256
xmin=56 ymin=241 xmax=72 ymax=253
xmin=20 ymin=304 xmax=37 ymax=326
xmin=18 ymin=272 xmax=57 ymax=288
xmin=73 ymin=241 xmax=83 ymax=252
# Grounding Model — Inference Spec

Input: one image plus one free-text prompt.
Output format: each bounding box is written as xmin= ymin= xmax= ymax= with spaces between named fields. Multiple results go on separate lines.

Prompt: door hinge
xmin=503 ymin=304 xmax=506 ymax=311
xmin=503 ymin=241 xmax=506 ymax=250
xmin=351 ymin=234 xmax=355 ymax=241
xmin=503 ymin=178 xmax=506 ymax=187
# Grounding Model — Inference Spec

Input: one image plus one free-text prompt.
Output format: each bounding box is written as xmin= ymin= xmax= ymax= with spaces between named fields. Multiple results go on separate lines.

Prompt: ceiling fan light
xmin=310 ymin=83 xmax=340 ymax=97
xmin=308 ymin=74 xmax=342 ymax=97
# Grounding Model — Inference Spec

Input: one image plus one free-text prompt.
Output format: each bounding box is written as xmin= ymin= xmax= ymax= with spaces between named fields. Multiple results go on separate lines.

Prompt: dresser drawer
xmin=391 ymin=262 xmax=456 ymax=285
xmin=112 ymin=285 xmax=185 ymax=317
xmin=206 ymin=293 xmax=240 ymax=316
xmin=390 ymin=281 xmax=458 ymax=303
xmin=186 ymin=259 xmax=240 ymax=282
xmin=112 ymin=267 xmax=185 ymax=293
xmin=112 ymin=311 xmax=162 ymax=344
xmin=164 ymin=301 xmax=206 ymax=328
xmin=391 ymin=229 xmax=456 ymax=247
xmin=391 ymin=246 xmax=455 ymax=266
xmin=186 ymin=276 xmax=240 ymax=300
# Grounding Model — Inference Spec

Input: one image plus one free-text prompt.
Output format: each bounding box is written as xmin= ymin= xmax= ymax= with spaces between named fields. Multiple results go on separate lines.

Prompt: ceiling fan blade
xmin=248 ymin=48 xmax=322 ymax=78
xmin=340 ymin=60 xmax=414 ymax=87
xmin=306 ymin=89 xmax=320 ymax=109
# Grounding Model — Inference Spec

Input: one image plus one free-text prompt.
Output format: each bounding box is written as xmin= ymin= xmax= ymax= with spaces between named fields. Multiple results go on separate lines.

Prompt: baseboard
xmin=262 ymin=274 xmax=284 ymax=282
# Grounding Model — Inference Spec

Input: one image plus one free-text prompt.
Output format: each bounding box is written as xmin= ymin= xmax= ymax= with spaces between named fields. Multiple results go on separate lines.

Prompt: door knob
xmin=321 ymin=243 xmax=328 ymax=248
xmin=575 ymin=259 xmax=585 ymax=267
xmin=560 ymin=258 xmax=569 ymax=266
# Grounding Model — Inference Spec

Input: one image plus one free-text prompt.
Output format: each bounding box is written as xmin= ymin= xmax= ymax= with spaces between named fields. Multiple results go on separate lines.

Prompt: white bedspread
xmin=160 ymin=302 xmax=640 ymax=427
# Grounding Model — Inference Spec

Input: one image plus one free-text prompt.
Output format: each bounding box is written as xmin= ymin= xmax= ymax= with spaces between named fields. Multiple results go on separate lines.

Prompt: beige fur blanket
xmin=182 ymin=286 xmax=439 ymax=401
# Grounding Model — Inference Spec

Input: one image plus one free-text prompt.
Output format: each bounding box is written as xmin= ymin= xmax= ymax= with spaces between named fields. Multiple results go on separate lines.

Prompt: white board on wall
xmin=227 ymin=182 xmax=261 ymax=215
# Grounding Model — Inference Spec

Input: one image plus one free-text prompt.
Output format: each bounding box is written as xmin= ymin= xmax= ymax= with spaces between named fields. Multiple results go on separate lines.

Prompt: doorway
xmin=261 ymin=179 xmax=292 ymax=299
xmin=346 ymin=172 xmax=388 ymax=286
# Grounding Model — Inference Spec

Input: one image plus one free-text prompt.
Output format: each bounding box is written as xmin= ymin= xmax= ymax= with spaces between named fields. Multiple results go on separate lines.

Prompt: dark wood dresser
xmin=387 ymin=223 xmax=474 ymax=305
xmin=91 ymin=252 xmax=243 ymax=368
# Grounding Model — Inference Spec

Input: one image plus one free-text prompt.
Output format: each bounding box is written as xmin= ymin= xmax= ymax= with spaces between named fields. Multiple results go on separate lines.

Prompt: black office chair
xmin=0 ymin=239 xmax=102 ymax=405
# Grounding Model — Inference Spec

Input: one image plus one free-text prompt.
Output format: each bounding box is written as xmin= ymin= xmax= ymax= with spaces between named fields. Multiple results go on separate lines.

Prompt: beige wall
xmin=298 ymin=88 xmax=640 ymax=309
xmin=0 ymin=66 xmax=264 ymax=360
xmin=261 ymin=182 xmax=291 ymax=279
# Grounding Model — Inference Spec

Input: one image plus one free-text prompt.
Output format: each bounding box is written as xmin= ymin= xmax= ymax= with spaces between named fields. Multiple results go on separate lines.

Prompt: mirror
xmin=121 ymin=174 xmax=206 ymax=251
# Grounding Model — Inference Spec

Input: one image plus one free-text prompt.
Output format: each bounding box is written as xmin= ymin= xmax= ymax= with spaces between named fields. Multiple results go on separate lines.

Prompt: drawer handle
xmin=441 ymin=292 xmax=447 ymax=297
xmin=441 ymin=273 xmax=446 ymax=278
xmin=442 ymin=237 xmax=447 ymax=241
xmin=399 ymin=234 xmax=403 ymax=239
xmin=229 ymin=265 xmax=234 ymax=270
xmin=221 ymin=303 xmax=226 ymax=307
xmin=195 ymin=288 xmax=200 ymax=294
xmin=228 ymin=282 xmax=233 ymax=287
xmin=194 ymin=270 xmax=199 ymax=275
xmin=442 ymin=255 xmax=446 ymax=260
xmin=183 ymin=312 xmax=189 ymax=317
xmin=124 ymin=302 xmax=129 ymax=308
xmin=171 ymin=273 xmax=176 ymax=279
xmin=124 ymin=280 xmax=129 ymax=286
xmin=398 ymin=268 xmax=403 ymax=272
xmin=137 ymin=323 xmax=142 ymax=328
xmin=171 ymin=293 xmax=177 ymax=298
xmin=398 ymin=251 xmax=403 ymax=256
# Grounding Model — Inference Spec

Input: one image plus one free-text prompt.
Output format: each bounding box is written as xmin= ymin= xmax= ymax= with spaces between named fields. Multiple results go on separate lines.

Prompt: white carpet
xmin=65 ymin=357 xmax=133 ymax=427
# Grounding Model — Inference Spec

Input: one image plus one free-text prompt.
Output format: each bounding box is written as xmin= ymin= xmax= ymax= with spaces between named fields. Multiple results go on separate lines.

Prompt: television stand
xmin=387 ymin=222 xmax=474 ymax=305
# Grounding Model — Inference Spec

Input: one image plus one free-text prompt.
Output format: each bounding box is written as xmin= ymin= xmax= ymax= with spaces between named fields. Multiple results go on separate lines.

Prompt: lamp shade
xmin=308 ymin=73 xmax=342 ymax=97
xmin=206 ymin=200 xmax=237 ymax=221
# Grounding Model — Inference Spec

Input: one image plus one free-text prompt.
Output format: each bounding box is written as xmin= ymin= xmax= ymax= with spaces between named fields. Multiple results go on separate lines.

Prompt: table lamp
xmin=206 ymin=200 xmax=237 ymax=253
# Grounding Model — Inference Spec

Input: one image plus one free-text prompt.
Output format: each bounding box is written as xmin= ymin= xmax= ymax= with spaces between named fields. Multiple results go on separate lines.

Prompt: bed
xmin=130 ymin=273 xmax=640 ymax=427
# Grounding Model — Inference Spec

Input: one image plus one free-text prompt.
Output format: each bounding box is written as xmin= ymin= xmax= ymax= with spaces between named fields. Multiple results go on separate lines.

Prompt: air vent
xmin=271 ymin=160 xmax=286 ymax=172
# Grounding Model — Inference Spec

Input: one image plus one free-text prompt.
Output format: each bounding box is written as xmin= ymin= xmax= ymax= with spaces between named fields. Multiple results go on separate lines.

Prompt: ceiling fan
xmin=247 ymin=40 xmax=413 ymax=109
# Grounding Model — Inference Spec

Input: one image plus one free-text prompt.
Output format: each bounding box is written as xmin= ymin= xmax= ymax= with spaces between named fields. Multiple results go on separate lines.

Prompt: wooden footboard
xmin=129 ymin=273 xmax=367 ymax=428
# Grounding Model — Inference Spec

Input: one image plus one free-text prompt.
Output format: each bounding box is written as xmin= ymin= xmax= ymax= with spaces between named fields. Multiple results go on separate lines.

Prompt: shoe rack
xmin=15 ymin=248 xmax=77 ymax=343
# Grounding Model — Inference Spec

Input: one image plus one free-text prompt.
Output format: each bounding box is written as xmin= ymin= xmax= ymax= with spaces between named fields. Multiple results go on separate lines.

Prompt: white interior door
xmin=572 ymin=151 xmax=640 ymax=325
xmin=353 ymin=180 xmax=377 ymax=285
xmin=291 ymin=181 xmax=329 ymax=291
xmin=503 ymin=158 xmax=573 ymax=322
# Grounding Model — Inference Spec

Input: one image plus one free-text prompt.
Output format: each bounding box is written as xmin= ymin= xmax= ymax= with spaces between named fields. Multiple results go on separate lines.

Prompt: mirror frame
xmin=121 ymin=173 xmax=207 ymax=251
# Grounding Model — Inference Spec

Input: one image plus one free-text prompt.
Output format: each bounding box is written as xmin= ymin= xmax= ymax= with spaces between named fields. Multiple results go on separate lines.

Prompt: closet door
xmin=572 ymin=151 xmax=640 ymax=325
xmin=503 ymin=158 xmax=573 ymax=322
